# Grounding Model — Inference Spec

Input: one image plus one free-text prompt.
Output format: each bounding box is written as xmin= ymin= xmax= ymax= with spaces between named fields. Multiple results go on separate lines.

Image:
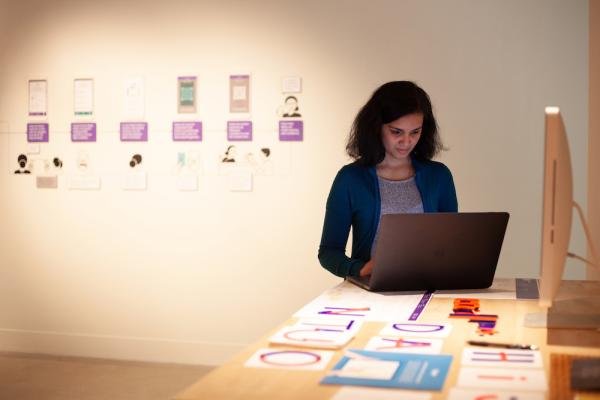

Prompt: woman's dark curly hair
xmin=346 ymin=81 xmax=443 ymax=166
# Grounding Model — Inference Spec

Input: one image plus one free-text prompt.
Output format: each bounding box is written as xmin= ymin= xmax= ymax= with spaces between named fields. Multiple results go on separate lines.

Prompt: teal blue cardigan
xmin=318 ymin=158 xmax=458 ymax=278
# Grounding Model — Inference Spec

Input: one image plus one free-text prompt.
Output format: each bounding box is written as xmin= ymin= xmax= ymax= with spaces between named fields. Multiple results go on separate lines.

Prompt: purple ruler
xmin=409 ymin=291 xmax=433 ymax=321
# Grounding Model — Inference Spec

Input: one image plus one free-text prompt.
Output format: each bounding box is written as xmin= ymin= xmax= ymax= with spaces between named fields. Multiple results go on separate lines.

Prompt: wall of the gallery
xmin=0 ymin=0 xmax=589 ymax=365
xmin=589 ymin=0 xmax=600 ymax=280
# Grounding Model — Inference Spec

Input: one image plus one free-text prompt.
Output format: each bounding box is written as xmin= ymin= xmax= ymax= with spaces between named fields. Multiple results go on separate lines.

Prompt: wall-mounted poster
xmin=68 ymin=150 xmax=101 ymax=190
xmin=177 ymin=76 xmax=197 ymax=114
xmin=123 ymin=77 xmax=145 ymax=118
xmin=228 ymin=168 xmax=252 ymax=192
xmin=74 ymin=78 xmax=94 ymax=117
xmin=173 ymin=151 xmax=202 ymax=191
xmin=28 ymin=79 xmax=47 ymax=117
xmin=229 ymin=75 xmax=250 ymax=113
xmin=281 ymin=76 xmax=302 ymax=93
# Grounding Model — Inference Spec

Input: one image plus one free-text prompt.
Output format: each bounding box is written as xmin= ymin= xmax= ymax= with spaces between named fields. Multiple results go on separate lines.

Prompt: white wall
xmin=589 ymin=0 xmax=600 ymax=280
xmin=0 ymin=0 xmax=589 ymax=365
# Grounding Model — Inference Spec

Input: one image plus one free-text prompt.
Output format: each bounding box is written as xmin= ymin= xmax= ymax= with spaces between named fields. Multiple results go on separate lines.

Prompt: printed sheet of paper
xmin=281 ymin=76 xmax=302 ymax=93
xmin=228 ymin=168 xmax=252 ymax=192
xmin=177 ymin=175 xmax=198 ymax=191
xmin=177 ymin=76 xmax=196 ymax=113
xmin=123 ymin=78 xmax=145 ymax=118
xmin=457 ymin=367 xmax=548 ymax=391
xmin=123 ymin=171 xmax=147 ymax=190
xmin=332 ymin=387 xmax=431 ymax=400
xmin=448 ymin=387 xmax=545 ymax=400
xmin=74 ymin=78 xmax=94 ymax=116
xmin=380 ymin=322 xmax=452 ymax=338
xmin=28 ymin=79 xmax=47 ymax=116
xmin=36 ymin=176 xmax=58 ymax=189
xmin=68 ymin=176 xmax=101 ymax=190
xmin=292 ymin=317 xmax=363 ymax=333
xmin=229 ymin=75 xmax=250 ymax=113
xmin=244 ymin=348 xmax=333 ymax=371
xmin=269 ymin=325 xmax=356 ymax=349
xmin=364 ymin=336 xmax=443 ymax=354
xmin=461 ymin=348 xmax=543 ymax=369
xmin=293 ymin=280 xmax=424 ymax=322
xmin=435 ymin=278 xmax=517 ymax=300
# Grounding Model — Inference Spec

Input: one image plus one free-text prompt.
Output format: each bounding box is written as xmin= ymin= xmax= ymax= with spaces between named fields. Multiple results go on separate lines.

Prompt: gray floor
xmin=0 ymin=352 xmax=213 ymax=400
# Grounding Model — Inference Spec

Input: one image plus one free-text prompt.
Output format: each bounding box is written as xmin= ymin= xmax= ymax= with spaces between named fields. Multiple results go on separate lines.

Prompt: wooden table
xmin=175 ymin=280 xmax=600 ymax=400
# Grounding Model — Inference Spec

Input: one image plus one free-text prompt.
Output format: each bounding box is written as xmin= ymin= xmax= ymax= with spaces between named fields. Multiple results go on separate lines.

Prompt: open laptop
xmin=347 ymin=212 xmax=509 ymax=292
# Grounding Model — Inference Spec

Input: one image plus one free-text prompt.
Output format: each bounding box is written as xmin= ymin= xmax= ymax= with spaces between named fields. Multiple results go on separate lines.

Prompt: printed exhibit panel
xmin=244 ymin=348 xmax=334 ymax=371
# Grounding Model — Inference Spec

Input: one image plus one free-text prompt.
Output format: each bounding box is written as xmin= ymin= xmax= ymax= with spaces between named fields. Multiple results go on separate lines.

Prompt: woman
xmin=318 ymin=81 xmax=458 ymax=278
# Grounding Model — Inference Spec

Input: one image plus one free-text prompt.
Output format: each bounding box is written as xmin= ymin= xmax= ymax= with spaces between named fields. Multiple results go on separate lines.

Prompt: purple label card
xmin=27 ymin=123 xmax=49 ymax=142
xmin=71 ymin=122 xmax=97 ymax=142
xmin=173 ymin=121 xmax=202 ymax=141
xmin=279 ymin=120 xmax=303 ymax=141
xmin=227 ymin=121 xmax=253 ymax=141
xmin=120 ymin=122 xmax=148 ymax=142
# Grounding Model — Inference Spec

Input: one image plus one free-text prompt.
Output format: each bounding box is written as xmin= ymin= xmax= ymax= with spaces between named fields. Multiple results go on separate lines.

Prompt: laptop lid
xmin=350 ymin=212 xmax=509 ymax=292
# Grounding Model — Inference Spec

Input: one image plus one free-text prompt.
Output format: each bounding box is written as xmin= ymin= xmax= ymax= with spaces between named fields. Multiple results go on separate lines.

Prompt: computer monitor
xmin=538 ymin=107 xmax=598 ymax=308
xmin=538 ymin=107 xmax=573 ymax=308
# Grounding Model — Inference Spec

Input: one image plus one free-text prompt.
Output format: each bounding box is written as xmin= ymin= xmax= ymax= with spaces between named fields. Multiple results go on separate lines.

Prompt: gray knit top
xmin=370 ymin=175 xmax=424 ymax=257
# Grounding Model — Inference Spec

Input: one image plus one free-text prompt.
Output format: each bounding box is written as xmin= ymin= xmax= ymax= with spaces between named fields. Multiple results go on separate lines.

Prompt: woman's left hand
xmin=359 ymin=260 xmax=374 ymax=277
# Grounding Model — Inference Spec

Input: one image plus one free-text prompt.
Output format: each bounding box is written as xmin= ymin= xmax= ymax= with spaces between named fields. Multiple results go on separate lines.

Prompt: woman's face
xmin=284 ymin=97 xmax=298 ymax=113
xmin=227 ymin=146 xmax=237 ymax=158
xmin=381 ymin=112 xmax=423 ymax=162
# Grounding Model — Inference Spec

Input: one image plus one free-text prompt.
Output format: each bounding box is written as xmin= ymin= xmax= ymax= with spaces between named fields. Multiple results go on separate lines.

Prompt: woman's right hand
xmin=359 ymin=260 xmax=374 ymax=277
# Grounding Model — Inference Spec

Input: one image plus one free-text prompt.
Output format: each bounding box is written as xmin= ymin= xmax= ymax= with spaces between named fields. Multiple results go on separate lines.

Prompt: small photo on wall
xmin=173 ymin=150 xmax=203 ymax=175
xmin=218 ymin=144 xmax=274 ymax=176
xmin=277 ymin=95 xmax=302 ymax=118
xmin=221 ymin=145 xmax=238 ymax=163
xmin=123 ymin=153 xmax=146 ymax=190
xmin=13 ymin=153 xmax=32 ymax=174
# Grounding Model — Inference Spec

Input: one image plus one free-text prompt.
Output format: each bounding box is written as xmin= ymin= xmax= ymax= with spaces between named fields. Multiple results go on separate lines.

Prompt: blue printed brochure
xmin=320 ymin=349 xmax=452 ymax=390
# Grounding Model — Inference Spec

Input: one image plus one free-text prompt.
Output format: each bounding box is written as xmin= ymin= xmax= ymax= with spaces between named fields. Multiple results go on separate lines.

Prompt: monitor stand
xmin=524 ymin=280 xmax=600 ymax=347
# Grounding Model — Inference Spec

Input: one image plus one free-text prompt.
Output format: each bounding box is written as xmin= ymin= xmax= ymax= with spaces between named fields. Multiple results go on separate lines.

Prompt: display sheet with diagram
xmin=175 ymin=279 xmax=600 ymax=400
